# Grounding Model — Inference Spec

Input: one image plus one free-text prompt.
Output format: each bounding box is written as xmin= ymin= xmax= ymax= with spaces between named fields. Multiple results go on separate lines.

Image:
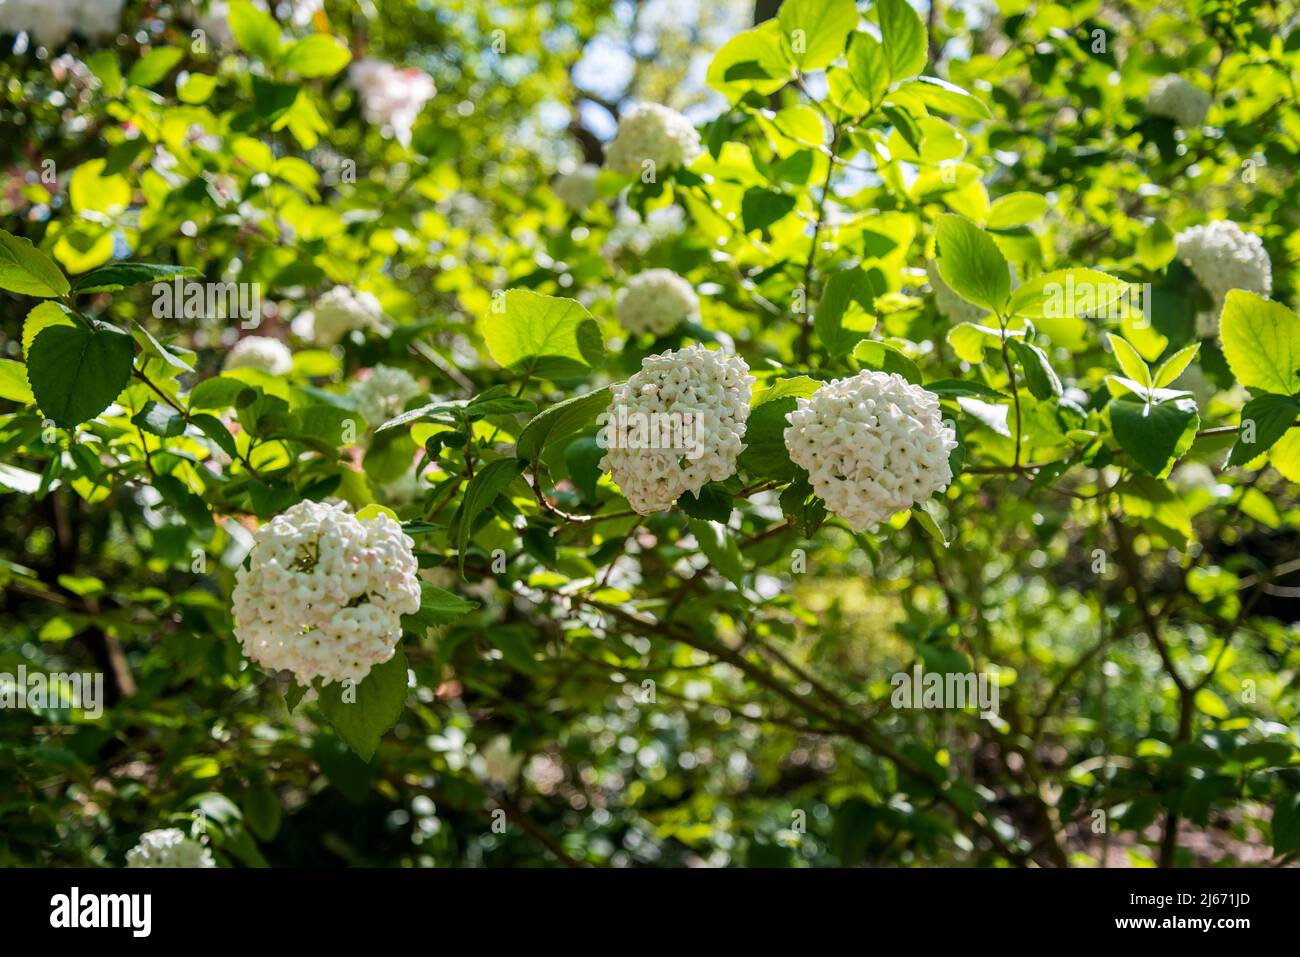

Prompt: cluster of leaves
xmin=0 ymin=0 xmax=1298 ymax=867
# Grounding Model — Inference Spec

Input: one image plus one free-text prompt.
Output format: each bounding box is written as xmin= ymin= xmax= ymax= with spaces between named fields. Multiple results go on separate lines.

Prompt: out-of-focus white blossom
xmin=302 ymin=286 xmax=384 ymax=345
xmin=231 ymin=500 xmax=421 ymax=686
xmin=605 ymin=103 xmax=701 ymax=176
xmin=553 ymin=163 xmax=600 ymax=213
xmin=601 ymin=205 xmax=685 ymax=266
xmin=0 ymin=0 xmax=123 ymax=47
xmin=616 ymin=269 xmax=699 ymax=337
xmin=1175 ymin=221 xmax=1271 ymax=335
xmin=348 ymin=364 xmax=423 ymax=431
xmin=349 ymin=58 xmax=435 ymax=147
xmin=785 ymin=371 xmax=957 ymax=531
xmin=600 ymin=345 xmax=753 ymax=515
xmin=1145 ymin=75 xmax=1211 ymax=128
xmin=126 ymin=828 xmax=215 ymax=868
xmin=478 ymin=734 xmax=523 ymax=785
xmin=224 ymin=335 xmax=293 ymax=375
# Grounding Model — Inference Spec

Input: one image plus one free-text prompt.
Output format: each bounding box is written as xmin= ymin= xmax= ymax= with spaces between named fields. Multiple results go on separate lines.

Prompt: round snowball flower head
xmin=126 ymin=829 xmax=215 ymax=869
xmin=231 ymin=500 xmax=422 ymax=686
xmin=1175 ymin=221 xmax=1271 ymax=334
xmin=223 ymin=335 xmax=293 ymax=375
xmin=349 ymin=59 xmax=435 ymax=147
xmin=349 ymin=364 xmax=423 ymax=431
xmin=1145 ymin=74 xmax=1211 ymax=128
xmin=553 ymin=163 xmax=600 ymax=213
xmin=616 ymin=269 xmax=699 ymax=337
xmin=306 ymin=286 xmax=384 ymax=345
xmin=785 ymin=371 xmax=957 ymax=532
xmin=600 ymin=344 xmax=753 ymax=515
xmin=605 ymin=103 xmax=702 ymax=177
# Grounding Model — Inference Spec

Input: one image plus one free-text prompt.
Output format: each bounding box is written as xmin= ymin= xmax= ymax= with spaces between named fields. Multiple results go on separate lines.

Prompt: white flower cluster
xmin=1145 ymin=74 xmax=1211 ymax=127
xmin=477 ymin=735 xmax=524 ymax=785
xmin=349 ymin=364 xmax=423 ymax=431
xmin=926 ymin=261 xmax=985 ymax=323
xmin=601 ymin=205 xmax=685 ymax=266
xmin=125 ymin=829 xmax=215 ymax=869
xmin=1176 ymin=220 xmax=1272 ymax=305
xmin=553 ymin=163 xmax=600 ymax=213
xmin=224 ymin=335 xmax=293 ymax=375
xmin=305 ymin=286 xmax=385 ymax=345
xmin=231 ymin=500 xmax=421 ymax=686
xmin=0 ymin=0 xmax=123 ymax=47
xmin=616 ymin=269 xmax=699 ymax=337
xmin=601 ymin=345 xmax=753 ymax=515
xmin=785 ymin=371 xmax=957 ymax=531
xmin=349 ymin=59 xmax=436 ymax=147
xmin=605 ymin=103 xmax=702 ymax=176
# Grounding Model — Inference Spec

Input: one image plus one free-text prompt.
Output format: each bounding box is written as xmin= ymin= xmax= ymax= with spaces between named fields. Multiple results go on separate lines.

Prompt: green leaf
xmin=911 ymin=502 xmax=948 ymax=547
xmin=1106 ymin=333 xmax=1152 ymax=390
xmin=189 ymin=375 xmax=249 ymax=410
xmin=778 ymin=0 xmax=860 ymax=71
xmin=0 ymin=359 xmax=35 ymax=405
xmin=132 ymin=400 xmax=186 ymax=437
xmin=876 ymin=0 xmax=927 ymax=81
xmin=1109 ymin=397 xmax=1198 ymax=475
xmin=1006 ymin=269 xmax=1129 ymax=319
xmin=1219 ymin=290 xmax=1300 ymax=397
xmin=846 ymin=31 xmax=889 ymax=106
xmin=282 ymin=35 xmax=352 ymax=77
xmin=985 ymin=192 xmax=1047 ymax=230
xmin=1269 ymin=428 xmax=1300 ymax=482
xmin=316 ymin=647 xmax=409 ymax=763
xmin=177 ymin=72 xmax=218 ymax=104
xmin=481 ymin=290 xmax=605 ymax=379
xmin=890 ymin=76 xmax=991 ymax=120
xmin=688 ymin=518 xmax=745 ymax=586
xmin=741 ymin=187 xmax=797 ymax=232
xmin=127 ymin=48 xmax=184 ymax=88
xmin=516 ymin=387 xmax=610 ymax=462
xmin=923 ymin=378 xmax=1006 ymax=399
xmin=934 ymin=214 xmax=1010 ymax=315
xmin=815 ymin=268 xmax=877 ymax=357
xmin=152 ymin=473 xmax=216 ymax=539
xmin=1137 ymin=221 xmax=1177 ymax=271
xmin=1008 ymin=339 xmax=1062 ymax=400
xmin=228 ymin=0 xmax=282 ymax=62
xmin=402 ymin=581 xmax=480 ymax=635
xmin=0 ymin=229 xmax=70 ymax=298
xmin=72 ymin=262 xmax=198 ymax=293
xmin=679 ymin=483 xmax=735 ymax=522
xmin=779 ymin=472 xmax=827 ymax=536
xmin=706 ymin=20 xmax=790 ymax=100
xmin=1272 ymin=792 xmax=1300 ymax=855
xmin=854 ymin=339 xmax=922 ymax=382
xmin=1153 ymin=342 xmax=1200 ymax=388
xmin=456 ymin=458 xmax=527 ymax=574
xmin=27 ymin=322 xmax=135 ymax=428
xmin=739 ymin=397 xmax=801 ymax=481
xmin=1228 ymin=394 xmax=1300 ymax=466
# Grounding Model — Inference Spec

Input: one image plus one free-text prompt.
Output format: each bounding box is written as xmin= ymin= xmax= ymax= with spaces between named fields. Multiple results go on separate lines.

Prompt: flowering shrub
xmin=1 ymin=0 xmax=1297 ymax=872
